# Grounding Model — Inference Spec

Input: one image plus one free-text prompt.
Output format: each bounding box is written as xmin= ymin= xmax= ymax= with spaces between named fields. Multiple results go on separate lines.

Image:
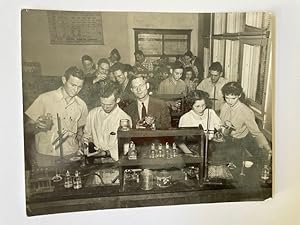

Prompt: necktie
xmin=142 ymin=102 xmax=147 ymax=119
xmin=213 ymin=85 xmax=216 ymax=110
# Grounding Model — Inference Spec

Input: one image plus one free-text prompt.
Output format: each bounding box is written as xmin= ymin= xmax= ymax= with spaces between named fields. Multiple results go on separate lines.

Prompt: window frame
xmin=134 ymin=28 xmax=192 ymax=58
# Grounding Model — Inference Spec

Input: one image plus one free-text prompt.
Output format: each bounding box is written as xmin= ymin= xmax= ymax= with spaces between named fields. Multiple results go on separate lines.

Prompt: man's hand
xmin=136 ymin=121 xmax=146 ymax=129
xmin=35 ymin=117 xmax=48 ymax=130
xmin=96 ymin=72 xmax=107 ymax=81
xmin=35 ymin=115 xmax=53 ymax=132
xmin=144 ymin=115 xmax=155 ymax=126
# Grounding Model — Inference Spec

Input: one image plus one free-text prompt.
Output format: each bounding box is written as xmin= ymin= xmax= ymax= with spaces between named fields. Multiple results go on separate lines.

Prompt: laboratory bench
xmin=25 ymin=128 xmax=272 ymax=216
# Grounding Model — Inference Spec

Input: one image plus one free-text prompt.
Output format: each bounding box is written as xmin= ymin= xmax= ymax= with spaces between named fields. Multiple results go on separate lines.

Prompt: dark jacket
xmin=124 ymin=96 xmax=171 ymax=129
xmin=118 ymin=81 xmax=135 ymax=109
xmin=79 ymin=77 xmax=108 ymax=111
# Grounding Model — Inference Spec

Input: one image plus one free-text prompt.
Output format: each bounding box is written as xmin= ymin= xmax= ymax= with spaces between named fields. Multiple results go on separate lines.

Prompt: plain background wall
xmin=21 ymin=10 xmax=199 ymax=75
xmin=21 ymin=10 xmax=131 ymax=76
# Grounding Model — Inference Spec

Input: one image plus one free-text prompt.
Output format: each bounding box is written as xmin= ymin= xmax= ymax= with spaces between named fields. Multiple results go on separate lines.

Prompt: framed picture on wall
xmin=47 ymin=11 xmax=104 ymax=45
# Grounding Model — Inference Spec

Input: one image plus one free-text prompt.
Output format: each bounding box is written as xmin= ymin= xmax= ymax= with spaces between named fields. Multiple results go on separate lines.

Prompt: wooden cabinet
xmin=117 ymin=128 xmax=206 ymax=192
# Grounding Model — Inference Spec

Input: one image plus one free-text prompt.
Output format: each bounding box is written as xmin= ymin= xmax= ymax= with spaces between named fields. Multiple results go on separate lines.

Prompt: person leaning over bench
xmin=24 ymin=66 xmax=88 ymax=167
xmin=220 ymin=82 xmax=272 ymax=158
xmin=82 ymin=82 xmax=132 ymax=161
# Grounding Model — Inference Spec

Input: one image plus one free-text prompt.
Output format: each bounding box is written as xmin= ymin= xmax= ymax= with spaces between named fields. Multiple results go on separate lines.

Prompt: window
xmin=134 ymin=28 xmax=191 ymax=62
xmin=206 ymin=12 xmax=272 ymax=139
xmin=210 ymin=12 xmax=272 ymax=113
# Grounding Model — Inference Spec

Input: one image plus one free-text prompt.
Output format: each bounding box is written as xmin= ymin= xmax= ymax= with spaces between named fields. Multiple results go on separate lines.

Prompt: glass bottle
xmin=64 ymin=170 xmax=73 ymax=189
xmin=73 ymin=170 xmax=82 ymax=189
xmin=150 ymin=143 xmax=156 ymax=159
xmin=172 ymin=142 xmax=177 ymax=158
xmin=165 ymin=142 xmax=170 ymax=159
xmin=261 ymin=165 xmax=270 ymax=182
xmin=158 ymin=143 xmax=163 ymax=158
xmin=128 ymin=142 xmax=137 ymax=160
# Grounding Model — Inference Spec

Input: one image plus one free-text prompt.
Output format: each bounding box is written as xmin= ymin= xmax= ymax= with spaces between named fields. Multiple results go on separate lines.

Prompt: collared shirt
xmin=196 ymin=77 xmax=228 ymax=112
xmin=220 ymin=101 xmax=269 ymax=149
xmin=134 ymin=58 xmax=154 ymax=73
xmin=157 ymin=77 xmax=187 ymax=96
xmin=83 ymin=105 xmax=132 ymax=161
xmin=179 ymin=109 xmax=222 ymax=139
xmin=137 ymin=95 xmax=150 ymax=120
xmin=141 ymin=58 xmax=154 ymax=72
xmin=25 ymin=87 xmax=88 ymax=156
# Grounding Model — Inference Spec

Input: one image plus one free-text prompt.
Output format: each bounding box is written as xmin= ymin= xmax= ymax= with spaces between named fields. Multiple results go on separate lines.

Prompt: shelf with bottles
xmin=117 ymin=128 xmax=206 ymax=192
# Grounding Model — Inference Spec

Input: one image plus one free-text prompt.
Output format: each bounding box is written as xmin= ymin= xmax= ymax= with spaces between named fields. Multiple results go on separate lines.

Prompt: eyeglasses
xmin=132 ymin=83 xmax=146 ymax=91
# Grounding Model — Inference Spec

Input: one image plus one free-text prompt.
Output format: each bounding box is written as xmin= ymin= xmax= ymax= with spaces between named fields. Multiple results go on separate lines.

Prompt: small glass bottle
xmin=64 ymin=170 xmax=73 ymax=189
xmin=165 ymin=142 xmax=170 ymax=159
xmin=128 ymin=142 xmax=137 ymax=160
xmin=261 ymin=165 xmax=270 ymax=183
xmin=172 ymin=142 xmax=177 ymax=158
xmin=182 ymin=169 xmax=188 ymax=181
xmin=150 ymin=143 xmax=156 ymax=159
xmin=73 ymin=170 xmax=82 ymax=189
xmin=158 ymin=143 xmax=163 ymax=158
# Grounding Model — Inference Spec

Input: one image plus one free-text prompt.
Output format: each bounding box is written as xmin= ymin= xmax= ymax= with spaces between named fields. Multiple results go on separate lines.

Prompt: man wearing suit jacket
xmin=124 ymin=77 xmax=171 ymax=129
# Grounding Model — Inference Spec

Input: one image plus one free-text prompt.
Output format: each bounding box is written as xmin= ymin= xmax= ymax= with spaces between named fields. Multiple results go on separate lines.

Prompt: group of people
xmin=24 ymin=48 xmax=271 ymax=168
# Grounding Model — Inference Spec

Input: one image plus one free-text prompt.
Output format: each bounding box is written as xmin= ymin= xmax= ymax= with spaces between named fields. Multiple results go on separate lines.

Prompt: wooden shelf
xmin=118 ymin=128 xmax=204 ymax=138
xmin=119 ymin=155 xmax=203 ymax=169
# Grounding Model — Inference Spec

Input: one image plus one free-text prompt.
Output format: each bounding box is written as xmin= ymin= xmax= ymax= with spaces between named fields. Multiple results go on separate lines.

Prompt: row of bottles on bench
xmin=127 ymin=141 xmax=178 ymax=160
xmin=64 ymin=170 xmax=82 ymax=189
xmin=150 ymin=142 xmax=178 ymax=159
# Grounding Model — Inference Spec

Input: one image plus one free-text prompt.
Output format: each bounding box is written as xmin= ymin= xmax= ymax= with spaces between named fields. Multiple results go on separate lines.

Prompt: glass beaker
xmin=120 ymin=119 xmax=130 ymax=131
xmin=140 ymin=169 xmax=154 ymax=190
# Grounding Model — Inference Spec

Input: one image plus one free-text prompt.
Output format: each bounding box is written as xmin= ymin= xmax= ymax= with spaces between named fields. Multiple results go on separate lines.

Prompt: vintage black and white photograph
xmin=22 ymin=10 xmax=273 ymax=216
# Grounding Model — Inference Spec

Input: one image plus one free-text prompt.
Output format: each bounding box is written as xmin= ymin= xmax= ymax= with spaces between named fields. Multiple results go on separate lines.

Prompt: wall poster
xmin=47 ymin=11 xmax=104 ymax=45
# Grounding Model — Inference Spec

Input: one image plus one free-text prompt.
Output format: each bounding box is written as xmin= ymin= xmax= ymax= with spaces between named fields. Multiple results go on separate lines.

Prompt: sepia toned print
xmin=22 ymin=9 xmax=273 ymax=216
